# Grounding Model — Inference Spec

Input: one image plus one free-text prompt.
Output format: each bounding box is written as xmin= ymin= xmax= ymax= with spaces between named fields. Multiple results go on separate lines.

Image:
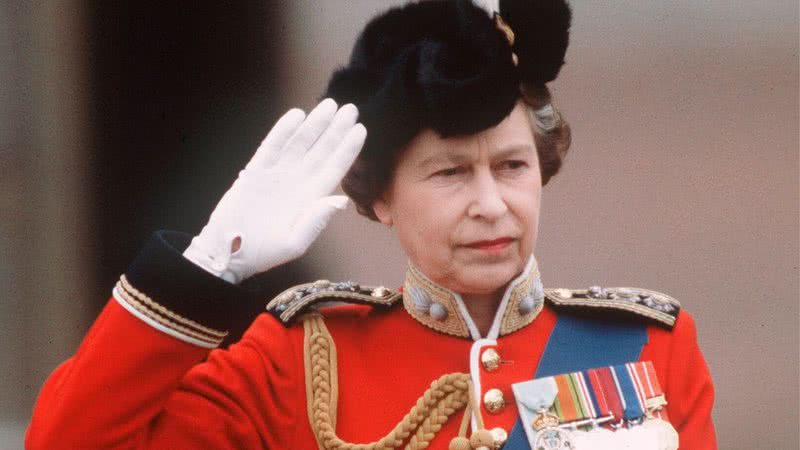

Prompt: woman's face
xmin=373 ymin=101 xmax=542 ymax=294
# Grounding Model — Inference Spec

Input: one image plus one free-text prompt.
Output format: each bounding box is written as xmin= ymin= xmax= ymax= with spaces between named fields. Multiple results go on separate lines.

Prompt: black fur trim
xmin=501 ymin=0 xmax=572 ymax=85
xmin=324 ymin=0 xmax=570 ymax=164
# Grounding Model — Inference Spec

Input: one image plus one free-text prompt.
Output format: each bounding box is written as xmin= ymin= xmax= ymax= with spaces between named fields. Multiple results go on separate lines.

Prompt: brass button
xmin=481 ymin=348 xmax=501 ymax=372
xmin=483 ymin=388 xmax=505 ymax=414
xmin=490 ymin=427 xmax=508 ymax=448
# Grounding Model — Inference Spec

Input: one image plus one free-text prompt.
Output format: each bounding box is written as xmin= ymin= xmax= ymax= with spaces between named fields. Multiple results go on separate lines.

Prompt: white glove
xmin=183 ymin=99 xmax=366 ymax=283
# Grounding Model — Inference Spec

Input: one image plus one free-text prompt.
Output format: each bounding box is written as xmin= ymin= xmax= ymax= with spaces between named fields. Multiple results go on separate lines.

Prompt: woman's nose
xmin=466 ymin=171 xmax=508 ymax=220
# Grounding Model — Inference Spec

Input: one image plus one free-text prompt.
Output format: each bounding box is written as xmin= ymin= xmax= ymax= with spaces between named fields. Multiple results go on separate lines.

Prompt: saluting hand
xmin=183 ymin=99 xmax=366 ymax=283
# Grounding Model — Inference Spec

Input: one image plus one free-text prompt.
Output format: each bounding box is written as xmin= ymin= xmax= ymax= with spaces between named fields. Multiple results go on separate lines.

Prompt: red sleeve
xmin=26 ymin=231 xmax=305 ymax=449
xmin=27 ymin=298 xmax=212 ymax=449
xmin=147 ymin=313 xmax=303 ymax=449
xmin=653 ymin=310 xmax=717 ymax=449
xmin=26 ymin=299 xmax=302 ymax=450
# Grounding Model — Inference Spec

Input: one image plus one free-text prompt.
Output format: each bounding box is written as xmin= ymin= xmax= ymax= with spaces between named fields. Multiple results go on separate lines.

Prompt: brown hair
xmin=342 ymin=85 xmax=571 ymax=221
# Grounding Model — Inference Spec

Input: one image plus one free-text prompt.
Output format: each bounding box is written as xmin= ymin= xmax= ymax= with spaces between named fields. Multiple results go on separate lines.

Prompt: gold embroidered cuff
xmin=115 ymin=274 xmax=228 ymax=347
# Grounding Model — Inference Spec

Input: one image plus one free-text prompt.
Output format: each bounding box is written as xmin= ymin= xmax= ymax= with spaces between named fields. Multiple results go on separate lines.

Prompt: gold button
xmin=481 ymin=348 xmax=501 ymax=372
xmin=490 ymin=427 xmax=508 ymax=448
xmin=483 ymin=388 xmax=505 ymax=414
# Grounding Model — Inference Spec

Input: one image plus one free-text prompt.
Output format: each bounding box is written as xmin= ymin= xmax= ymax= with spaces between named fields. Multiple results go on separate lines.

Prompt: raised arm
xmin=26 ymin=99 xmax=365 ymax=449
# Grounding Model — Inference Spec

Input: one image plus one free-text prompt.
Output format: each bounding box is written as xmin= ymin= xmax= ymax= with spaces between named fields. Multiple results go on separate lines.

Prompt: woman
xmin=27 ymin=1 xmax=716 ymax=449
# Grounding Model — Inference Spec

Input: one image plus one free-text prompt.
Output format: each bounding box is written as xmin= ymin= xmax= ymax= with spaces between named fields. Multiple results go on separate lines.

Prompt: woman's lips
xmin=464 ymin=237 xmax=514 ymax=252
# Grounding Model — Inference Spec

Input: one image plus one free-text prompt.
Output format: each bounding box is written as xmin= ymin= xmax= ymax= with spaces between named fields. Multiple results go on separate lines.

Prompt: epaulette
xmin=266 ymin=279 xmax=402 ymax=325
xmin=545 ymin=286 xmax=681 ymax=329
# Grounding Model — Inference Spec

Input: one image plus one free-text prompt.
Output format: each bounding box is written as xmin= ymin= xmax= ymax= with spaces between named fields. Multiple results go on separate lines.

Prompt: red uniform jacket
xmin=27 ymin=231 xmax=716 ymax=449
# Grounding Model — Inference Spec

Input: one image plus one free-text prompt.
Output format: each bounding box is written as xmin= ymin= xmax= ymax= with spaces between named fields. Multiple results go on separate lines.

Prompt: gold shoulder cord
xmin=303 ymin=315 xmax=492 ymax=450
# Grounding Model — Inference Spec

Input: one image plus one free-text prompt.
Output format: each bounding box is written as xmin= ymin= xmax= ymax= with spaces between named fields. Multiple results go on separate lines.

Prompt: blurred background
xmin=1 ymin=1 xmax=797 ymax=448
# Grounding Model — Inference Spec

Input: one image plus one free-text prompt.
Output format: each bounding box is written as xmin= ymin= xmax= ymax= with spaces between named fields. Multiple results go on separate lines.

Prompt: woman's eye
xmin=434 ymin=167 xmax=465 ymax=177
xmin=499 ymin=160 xmax=527 ymax=171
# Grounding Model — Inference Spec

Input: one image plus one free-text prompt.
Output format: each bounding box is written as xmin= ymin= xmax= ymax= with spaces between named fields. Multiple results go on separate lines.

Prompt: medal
xmin=514 ymin=377 xmax=577 ymax=450
xmin=514 ymin=361 xmax=678 ymax=450
xmin=531 ymin=408 xmax=574 ymax=450
xmin=533 ymin=425 xmax=574 ymax=450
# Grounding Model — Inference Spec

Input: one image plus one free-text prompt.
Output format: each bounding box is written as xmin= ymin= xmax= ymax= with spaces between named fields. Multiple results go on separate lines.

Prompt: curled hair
xmin=523 ymin=84 xmax=571 ymax=186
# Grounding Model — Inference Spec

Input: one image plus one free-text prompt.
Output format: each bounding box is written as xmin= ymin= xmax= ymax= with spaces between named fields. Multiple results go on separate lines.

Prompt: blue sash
xmin=503 ymin=314 xmax=648 ymax=449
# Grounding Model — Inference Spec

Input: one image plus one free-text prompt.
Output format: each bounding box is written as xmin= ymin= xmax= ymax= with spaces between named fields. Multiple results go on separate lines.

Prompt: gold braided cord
xmin=404 ymin=389 xmax=469 ymax=450
xmin=456 ymin=401 xmax=473 ymax=438
xmin=303 ymin=315 xmax=474 ymax=450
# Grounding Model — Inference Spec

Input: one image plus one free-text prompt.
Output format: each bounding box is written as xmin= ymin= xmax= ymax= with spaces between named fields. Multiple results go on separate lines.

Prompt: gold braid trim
xmin=119 ymin=275 xmax=228 ymax=338
xmin=302 ymin=314 xmax=477 ymax=450
xmin=115 ymin=280 xmax=225 ymax=346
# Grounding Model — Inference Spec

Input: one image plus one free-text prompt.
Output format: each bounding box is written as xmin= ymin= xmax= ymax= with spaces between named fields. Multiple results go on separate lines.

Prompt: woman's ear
xmin=372 ymin=198 xmax=393 ymax=226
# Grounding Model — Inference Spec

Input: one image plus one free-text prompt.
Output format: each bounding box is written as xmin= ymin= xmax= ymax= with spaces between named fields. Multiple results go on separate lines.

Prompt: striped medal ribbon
xmin=610 ymin=363 xmax=646 ymax=424
xmin=532 ymin=370 xmax=619 ymax=449
xmin=522 ymin=361 xmax=678 ymax=450
xmin=628 ymin=361 xmax=669 ymax=420
xmin=601 ymin=363 xmax=678 ymax=450
xmin=625 ymin=361 xmax=679 ymax=450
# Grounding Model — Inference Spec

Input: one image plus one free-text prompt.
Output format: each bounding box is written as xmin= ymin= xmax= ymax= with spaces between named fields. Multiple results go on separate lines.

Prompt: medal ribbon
xmin=595 ymin=367 xmax=625 ymax=423
xmin=627 ymin=362 xmax=650 ymax=417
xmin=546 ymin=362 xmax=670 ymax=426
xmin=553 ymin=374 xmax=581 ymax=422
xmin=630 ymin=361 xmax=669 ymax=421
xmin=545 ymin=363 xmax=670 ymax=428
xmin=551 ymin=372 xmax=601 ymax=428
xmin=573 ymin=372 xmax=597 ymax=420
xmin=586 ymin=368 xmax=611 ymax=419
xmin=612 ymin=364 xmax=644 ymax=421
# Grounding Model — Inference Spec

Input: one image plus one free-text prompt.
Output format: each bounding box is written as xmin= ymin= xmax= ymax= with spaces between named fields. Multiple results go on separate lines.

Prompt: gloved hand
xmin=183 ymin=99 xmax=366 ymax=283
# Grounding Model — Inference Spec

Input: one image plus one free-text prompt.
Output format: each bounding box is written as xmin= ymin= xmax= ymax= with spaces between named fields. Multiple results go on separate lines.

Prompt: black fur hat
xmin=324 ymin=0 xmax=571 ymax=217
